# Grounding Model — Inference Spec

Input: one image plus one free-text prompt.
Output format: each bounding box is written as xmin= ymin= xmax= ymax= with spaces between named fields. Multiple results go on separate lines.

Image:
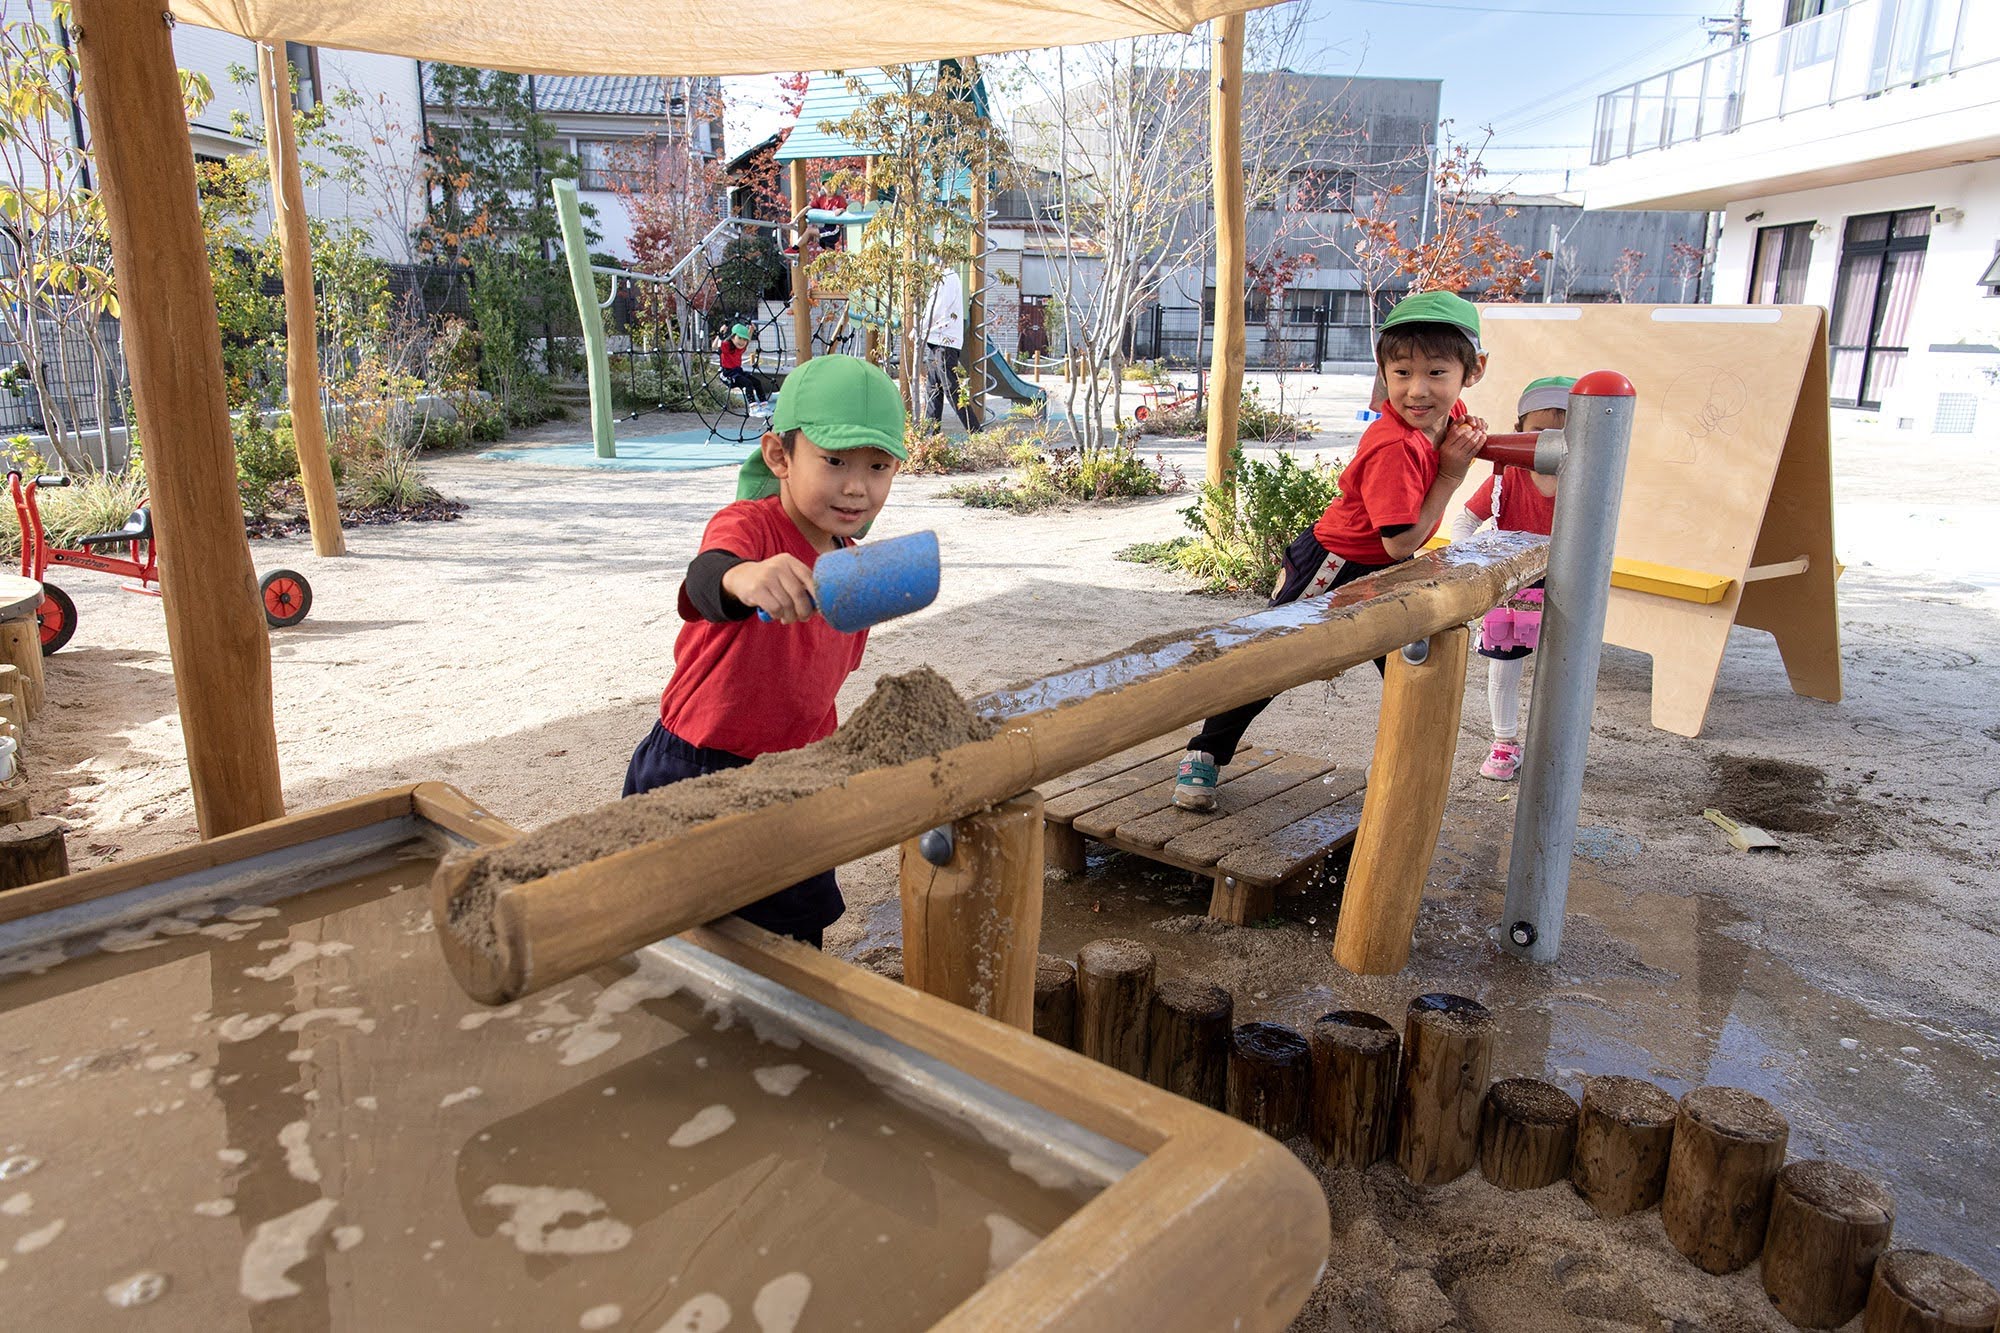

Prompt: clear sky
xmin=722 ymin=0 xmax=1735 ymax=200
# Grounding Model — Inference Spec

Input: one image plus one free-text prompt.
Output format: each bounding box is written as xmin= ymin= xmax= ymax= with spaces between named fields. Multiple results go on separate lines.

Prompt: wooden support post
xmin=966 ymin=171 xmax=987 ymax=413
xmin=862 ymin=180 xmax=882 ymax=366
xmin=788 ymin=160 xmax=814 ymax=367
xmin=1204 ymin=13 xmax=1245 ymax=489
xmin=1762 ymin=1160 xmax=1896 ymax=1328
xmin=1478 ymin=1077 xmax=1579 ymax=1191
xmin=1393 ymin=993 xmax=1495 ymax=1186
xmin=1863 ymin=1250 xmax=1999 ymax=1333
xmin=0 ymin=621 xmax=44 ymax=719
xmin=896 ymin=791 xmax=1043 ymax=1030
xmin=1309 ymin=1010 xmax=1399 ymax=1169
xmin=1208 ymin=870 xmax=1272 ymax=926
xmin=0 ymin=817 xmax=68 ymax=891
xmin=0 ymin=778 xmax=30 ymax=826
xmin=1662 ymin=1085 xmax=1790 ymax=1274
xmin=1074 ymin=938 xmax=1153 ymax=1075
xmin=71 ymin=0 xmax=285 ymax=837
xmin=1145 ymin=978 xmax=1232 ymax=1109
xmin=1571 ymin=1074 xmax=1678 ymax=1217
xmin=0 ymin=664 xmax=21 ymax=724
xmin=1044 ymin=820 xmax=1087 ymax=875
xmin=1032 ymin=953 xmax=1076 ymax=1049
xmin=1227 ymin=1021 xmax=1310 ymax=1139
xmin=1332 ymin=627 xmax=1470 ymax=974
xmin=0 ymin=691 xmax=22 ymax=739
xmin=255 ymin=43 xmax=345 ymax=559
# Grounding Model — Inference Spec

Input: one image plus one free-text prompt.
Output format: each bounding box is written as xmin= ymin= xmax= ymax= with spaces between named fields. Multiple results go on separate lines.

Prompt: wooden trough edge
xmin=436 ymin=532 xmax=1550 ymax=1006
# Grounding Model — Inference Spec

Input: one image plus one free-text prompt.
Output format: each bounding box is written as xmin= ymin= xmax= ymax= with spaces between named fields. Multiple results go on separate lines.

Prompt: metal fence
xmin=0 ymin=312 xmax=129 ymax=437
xmin=1128 ymin=304 xmax=1374 ymax=368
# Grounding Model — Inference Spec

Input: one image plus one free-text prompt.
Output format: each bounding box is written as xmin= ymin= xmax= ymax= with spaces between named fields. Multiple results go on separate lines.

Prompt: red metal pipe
xmin=1475 ymin=432 xmax=1540 ymax=469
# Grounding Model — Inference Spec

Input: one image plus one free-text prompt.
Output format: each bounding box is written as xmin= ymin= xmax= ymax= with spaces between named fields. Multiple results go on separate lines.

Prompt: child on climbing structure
xmin=624 ymin=354 xmax=908 ymax=946
xmin=1174 ymin=290 xmax=1489 ymax=812
xmin=1449 ymin=375 xmax=1573 ymax=782
xmin=714 ymin=323 xmax=768 ymax=404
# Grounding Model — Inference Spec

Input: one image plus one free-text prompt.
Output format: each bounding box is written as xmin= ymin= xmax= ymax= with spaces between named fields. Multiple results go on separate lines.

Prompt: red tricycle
xmin=1131 ymin=369 xmax=1204 ymax=422
xmin=9 ymin=468 xmax=311 ymax=655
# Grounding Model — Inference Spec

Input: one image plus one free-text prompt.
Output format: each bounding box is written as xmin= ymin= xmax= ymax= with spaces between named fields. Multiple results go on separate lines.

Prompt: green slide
xmin=983 ymin=348 xmax=1047 ymax=416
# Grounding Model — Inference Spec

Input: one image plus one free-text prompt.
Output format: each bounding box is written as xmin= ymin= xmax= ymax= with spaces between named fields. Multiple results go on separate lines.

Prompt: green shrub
xmin=350 ymin=444 xmax=439 ymax=512
xmin=945 ymin=433 xmax=1184 ymax=511
xmin=1122 ymin=359 xmax=1169 ymax=383
xmin=1123 ymin=446 xmax=1341 ymax=593
xmin=235 ymin=409 xmax=300 ymax=517
xmin=1135 ymin=385 xmax=1318 ymax=443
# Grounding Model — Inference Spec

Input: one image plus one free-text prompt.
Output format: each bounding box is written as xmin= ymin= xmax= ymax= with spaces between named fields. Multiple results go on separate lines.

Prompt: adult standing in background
xmin=923 ymin=267 xmax=980 ymax=430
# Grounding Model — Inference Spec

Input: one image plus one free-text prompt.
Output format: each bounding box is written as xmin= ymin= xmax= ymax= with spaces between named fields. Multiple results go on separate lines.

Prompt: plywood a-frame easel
xmin=1466 ymin=304 xmax=1840 ymax=737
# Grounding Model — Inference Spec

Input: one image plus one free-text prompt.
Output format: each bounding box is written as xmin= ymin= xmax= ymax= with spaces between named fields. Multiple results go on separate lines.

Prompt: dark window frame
xmin=1828 ymin=206 xmax=1932 ymax=409
xmin=1747 ymin=221 xmax=1815 ymax=304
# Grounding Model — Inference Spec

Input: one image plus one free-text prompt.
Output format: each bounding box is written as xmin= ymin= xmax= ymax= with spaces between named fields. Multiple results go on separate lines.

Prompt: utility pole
xmin=1702 ymin=1 xmax=1749 ymax=45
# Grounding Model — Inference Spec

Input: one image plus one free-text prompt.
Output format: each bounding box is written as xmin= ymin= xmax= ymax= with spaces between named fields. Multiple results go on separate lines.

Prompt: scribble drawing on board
xmin=1658 ymin=366 xmax=1747 ymax=462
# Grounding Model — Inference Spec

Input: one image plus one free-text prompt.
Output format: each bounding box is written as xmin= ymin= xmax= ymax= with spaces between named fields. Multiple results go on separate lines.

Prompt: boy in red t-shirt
xmin=624 ymin=354 xmax=908 ymax=945
xmin=1450 ymin=375 xmax=1572 ymax=781
xmin=1175 ymin=290 xmax=1489 ymax=811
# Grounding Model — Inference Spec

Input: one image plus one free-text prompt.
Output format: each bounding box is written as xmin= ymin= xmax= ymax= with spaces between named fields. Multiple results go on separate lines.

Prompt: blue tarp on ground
xmin=477 ymin=429 xmax=750 ymax=472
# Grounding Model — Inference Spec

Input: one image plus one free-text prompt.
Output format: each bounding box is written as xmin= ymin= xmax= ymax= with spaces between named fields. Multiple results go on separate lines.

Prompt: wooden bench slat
xmin=1072 ymin=749 xmax=1283 ymax=840
xmin=1039 ymin=738 xmax=1190 ymax=820
xmin=1112 ymin=753 xmax=1333 ymax=850
xmin=1214 ymin=790 xmax=1368 ymax=888
xmin=1165 ymin=773 xmax=1367 ymax=864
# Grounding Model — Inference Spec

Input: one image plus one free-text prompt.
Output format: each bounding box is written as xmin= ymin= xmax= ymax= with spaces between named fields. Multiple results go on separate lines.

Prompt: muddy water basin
xmin=0 ymin=787 xmax=1324 ymax=1331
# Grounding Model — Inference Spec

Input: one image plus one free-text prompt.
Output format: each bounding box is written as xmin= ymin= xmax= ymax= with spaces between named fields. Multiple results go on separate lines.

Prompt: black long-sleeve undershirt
xmin=683 ymin=548 xmax=752 ymax=622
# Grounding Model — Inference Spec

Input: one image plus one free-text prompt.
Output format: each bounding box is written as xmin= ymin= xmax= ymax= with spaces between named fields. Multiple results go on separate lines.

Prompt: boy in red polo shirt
xmin=624 ymin=354 xmax=907 ymax=945
xmin=1175 ymin=291 xmax=1489 ymax=811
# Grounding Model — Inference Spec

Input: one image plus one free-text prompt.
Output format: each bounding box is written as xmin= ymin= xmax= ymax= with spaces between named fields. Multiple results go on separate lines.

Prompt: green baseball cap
xmin=731 ymin=323 xmax=751 ymax=340
xmin=736 ymin=354 xmax=908 ymax=501
xmin=1517 ymin=375 xmax=1576 ymax=417
xmin=1378 ymin=290 xmax=1482 ymax=353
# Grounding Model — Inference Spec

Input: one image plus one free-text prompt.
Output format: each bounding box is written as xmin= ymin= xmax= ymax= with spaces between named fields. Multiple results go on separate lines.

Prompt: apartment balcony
xmin=1587 ymin=0 xmax=2000 ymax=209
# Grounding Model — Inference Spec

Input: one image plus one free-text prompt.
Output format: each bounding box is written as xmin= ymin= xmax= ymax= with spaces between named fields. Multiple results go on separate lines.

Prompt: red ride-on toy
xmin=1131 ymin=369 xmax=1204 ymax=423
xmin=8 ymin=469 xmax=311 ymax=655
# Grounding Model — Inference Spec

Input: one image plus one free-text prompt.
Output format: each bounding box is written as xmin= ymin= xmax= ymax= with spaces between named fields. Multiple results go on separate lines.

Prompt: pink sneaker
xmin=1479 ymin=741 xmax=1523 ymax=782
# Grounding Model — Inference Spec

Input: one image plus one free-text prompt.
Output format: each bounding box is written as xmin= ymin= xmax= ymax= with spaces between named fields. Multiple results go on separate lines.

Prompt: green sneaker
xmin=1174 ymin=750 xmax=1220 ymax=812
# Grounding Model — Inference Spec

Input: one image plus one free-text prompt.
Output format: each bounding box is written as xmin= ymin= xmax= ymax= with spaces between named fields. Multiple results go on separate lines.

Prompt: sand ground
xmin=26 ymin=372 xmax=1999 ymax=1329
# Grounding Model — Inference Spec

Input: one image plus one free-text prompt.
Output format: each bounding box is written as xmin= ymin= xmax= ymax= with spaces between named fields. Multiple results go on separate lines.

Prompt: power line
xmin=1338 ymin=0 xmax=1706 ymax=15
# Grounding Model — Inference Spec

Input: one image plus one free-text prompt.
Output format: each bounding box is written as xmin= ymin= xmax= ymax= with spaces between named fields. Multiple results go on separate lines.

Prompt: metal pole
xmin=1498 ymin=372 xmax=1637 ymax=962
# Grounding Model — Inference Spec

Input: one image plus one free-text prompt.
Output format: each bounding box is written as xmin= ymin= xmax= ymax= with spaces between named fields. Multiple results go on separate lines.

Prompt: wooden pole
xmin=862 ymin=179 xmax=882 ymax=366
xmin=1661 ymin=1085 xmax=1790 ymax=1274
xmin=435 ymin=537 xmax=1548 ymax=1005
xmin=1145 ymin=978 xmax=1232 ymax=1110
xmin=1477 ymin=1077 xmax=1578 ymax=1191
xmin=0 ymin=817 xmax=69 ymax=891
xmin=1227 ymin=1021 xmax=1311 ymax=1139
xmin=1571 ymin=1074 xmax=1678 ymax=1217
xmin=1761 ymin=1160 xmax=1896 ymax=1328
xmin=1075 ymin=937 xmax=1154 ymax=1076
xmin=0 ymin=622 xmax=44 ymax=718
xmin=788 ymin=160 xmax=814 ymax=367
xmin=1332 ymin=626 xmax=1470 ymax=974
xmin=1309 ymin=1010 xmax=1399 ymax=1169
xmin=1393 ymin=993 xmax=1494 ymax=1186
xmin=71 ymin=0 xmax=285 ymax=837
xmin=1863 ymin=1250 xmax=1998 ymax=1333
xmin=255 ymin=44 xmax=345 ymax=559
xmin=1204 ymin=13 xmax=1246 ymax=489
xmin=1032 ymin=953 xmax=1076 ymax=1049
xmin=0 ymin=777 xmax=29 ymax=827
xmin=966 ymin=170 xmax=987 ymax=416
xmin=896 ymin=791 xmax=1043 ymax=1030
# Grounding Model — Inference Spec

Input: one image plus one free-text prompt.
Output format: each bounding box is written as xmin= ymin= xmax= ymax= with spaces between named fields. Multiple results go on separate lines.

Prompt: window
xmin=1828 ymin=207 xmax=1931 ymax=408
xmin=577 ymin=139 xmax=646 ymax=192
xmin=1288 ymin=168 xmax=1356 ymax=213
xmin=285 ymin=42 xmax=320 ymax=112
xmin=1283 ymin=289 xmax=1368 ymax=325
xmin=1747 ymin=222 xmax=1814 ymax=304
xmin=1202 ymin=286 xmax=1269 ymax=324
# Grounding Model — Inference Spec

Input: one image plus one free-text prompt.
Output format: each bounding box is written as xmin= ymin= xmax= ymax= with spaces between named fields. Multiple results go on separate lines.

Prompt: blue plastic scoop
xmin=758 ymin=530 xmax=940 ymax=632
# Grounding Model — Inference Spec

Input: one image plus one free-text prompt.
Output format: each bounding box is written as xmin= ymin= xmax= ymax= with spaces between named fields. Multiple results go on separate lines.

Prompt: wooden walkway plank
xmin=1214 ymin=790 xmax=1367 ymax=888
xmin=1044 ymin=743 xmax=1202 ymax=822
xmin=1035 ymin=737 xmax=1188 ymax=809
xmin=1073 ymin=750 xmax=1282 ymax=840
xmin=1114 ymin=753 xmax=1333 ymax=850
xmin=1165 ymin=774 xmax=1367 ymax=865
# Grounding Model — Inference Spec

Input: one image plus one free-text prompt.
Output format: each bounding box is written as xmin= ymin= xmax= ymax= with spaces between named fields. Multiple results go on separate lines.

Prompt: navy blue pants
xmin=623 ymin=722 xmax=839 ymax=948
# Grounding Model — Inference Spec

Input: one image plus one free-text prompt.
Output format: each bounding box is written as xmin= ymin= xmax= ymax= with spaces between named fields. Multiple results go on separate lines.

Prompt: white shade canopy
xmin=167 ymin=0 xmax=1283 ymax=76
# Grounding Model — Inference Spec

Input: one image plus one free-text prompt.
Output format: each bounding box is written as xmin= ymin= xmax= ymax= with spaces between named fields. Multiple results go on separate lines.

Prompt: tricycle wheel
xmin=1133 ymin=404 xmax=1150 ymax=421
xmin=260 ymin=569 xmax=312 ymax=628
xmin=37 ymin=581 xmax=76 ymax=655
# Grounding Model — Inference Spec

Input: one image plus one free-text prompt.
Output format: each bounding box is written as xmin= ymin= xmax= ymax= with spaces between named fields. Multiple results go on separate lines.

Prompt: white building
xmin=1586 ymin=0 xmax=2000 ymax=434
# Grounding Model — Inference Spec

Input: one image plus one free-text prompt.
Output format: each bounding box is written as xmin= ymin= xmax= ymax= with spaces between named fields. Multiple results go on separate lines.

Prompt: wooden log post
xmin=1393 ymin=993 xmax=1495 ymax=1186
xmin=1044 ymin=820 xmax=1087 ymax=875
xmin=0 ymin=692 xmax=22 ymax=740
xmin=897 ymin=792 xmax=1044 ymax=1030
xmin=1145 ymin=978 xmax=1232 ymax=1110
xmin=1308 ymin=1010 xmax=1399 ymax=1169
xmin=71 ymin=0 xmax=286 ymax=837
xmin=1227 ymin=1021 xmax=1311 ymax=1139
xmin=0 ymin=621 xmax=44 ymax=719
xmin=255 ymin=43 xmax=345 ymax=559
xmin=1204 ymin=13 xmax=1246 ymax=490
xmin=0 ymin=817 xmax=68 ymax=891
xmin=0 ymin=778 xmax=28 ymax=826
xmin=0 ymin=664 xmax=22 ymax=724
xmin=1478 ymin=1077 xmax=1579 ymax=1191
xmin=1032 ymin=953 xmax=1076 ymax=1049
xmin=1762 ymin=1160 xmax=1896 ymax=1328
xmin=1863 ymin=1250 xmax=1999 ymax=1333
xmin=1332 ymin=626 xmax=1471 ymax=975
xmin=788 ymin=160 xmax=814 ymax=368
xmin=1074 ymin=938 xmax=1154 ymax=1075
xmin=1661 ymin=1085 xmax=1790 ymax=1274
xmin=965 ymin=170 xmax=987 ymax=415
xmin=1571 ymin=1074 xmax=1678 ymax=1217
